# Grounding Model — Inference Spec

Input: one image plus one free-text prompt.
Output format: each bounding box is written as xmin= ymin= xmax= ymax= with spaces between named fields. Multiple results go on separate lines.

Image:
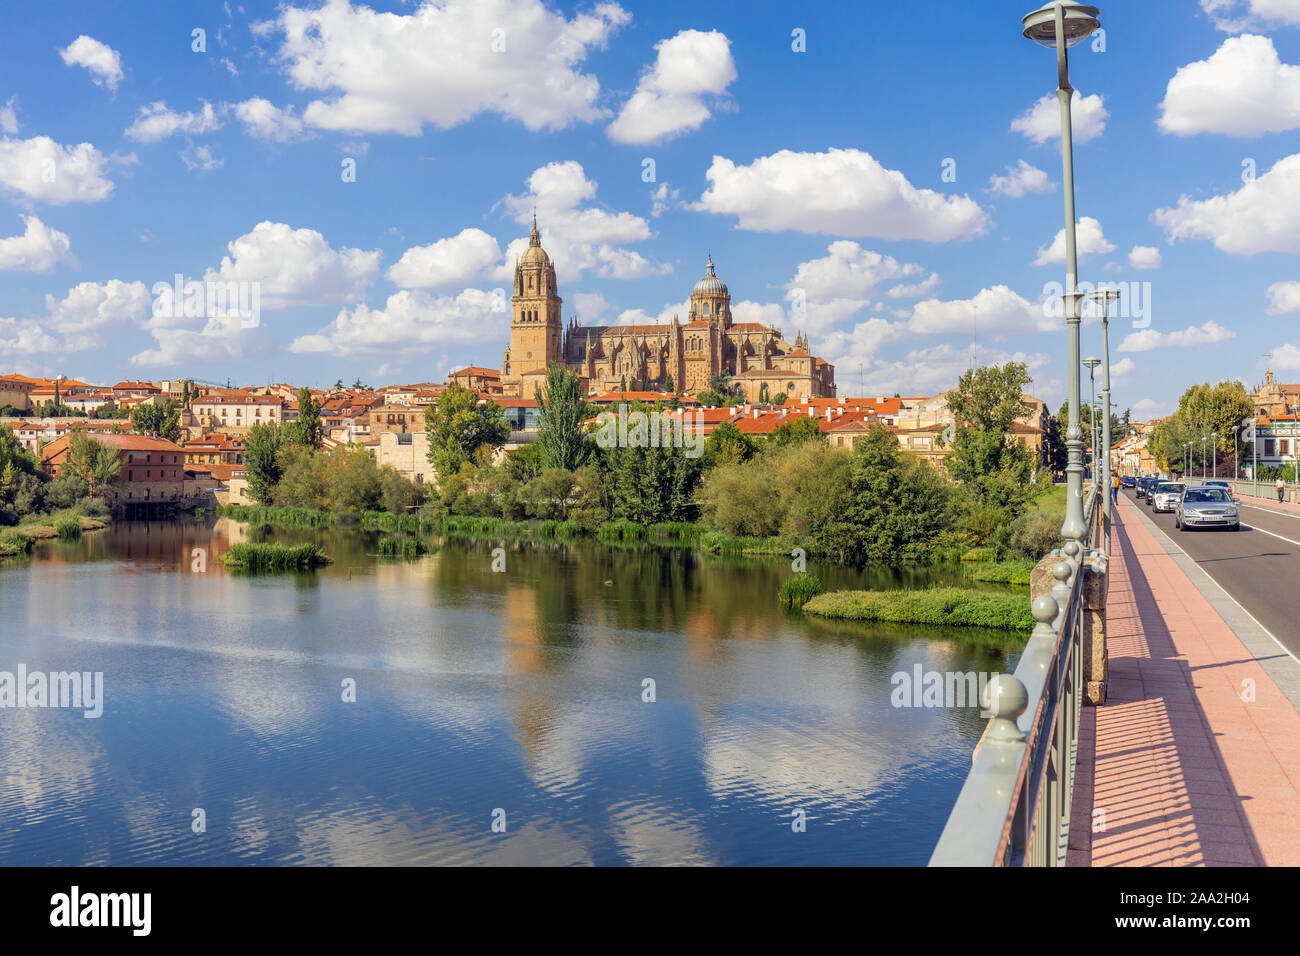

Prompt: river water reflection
xmin=0 ymin=519 xmax=1023 ymax=865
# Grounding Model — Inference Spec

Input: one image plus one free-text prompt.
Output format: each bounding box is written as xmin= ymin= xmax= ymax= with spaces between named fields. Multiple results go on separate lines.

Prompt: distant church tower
xmin=504 ymin=213 xmax=562 ymax=387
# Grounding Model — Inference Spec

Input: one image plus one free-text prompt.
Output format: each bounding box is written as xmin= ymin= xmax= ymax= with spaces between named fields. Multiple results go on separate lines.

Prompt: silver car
xmin=1176 ymin=487 xmax=1240 ymax=531
xmin=1151 ymin=482 xmax=1185 ymax=513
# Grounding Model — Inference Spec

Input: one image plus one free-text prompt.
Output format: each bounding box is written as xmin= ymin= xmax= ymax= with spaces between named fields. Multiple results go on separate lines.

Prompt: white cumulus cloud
xmin=1152 ymin=152 xmax=1300 ymax=254
xmin=607 ymin=29 xmax=736 ymax=144
xmin=1011 ymin=92 xmax=1108 ymax=144
xmin=59 ymin=35 xmax=123 ymax=94
xmin=1267 ymin=280 xmax=1300 ymax=314
xmin=1159 ymin=35 xmax=1300 ymax=137
xmin=495 ymin=161 xmax=664 ymax=281
xmin=387 ymin=228 xmax=501 ymax=289
xmin=289 ymin=288 xmax=501 ymax=356
xmin=1129 ymin=246 xmax=1163 ymax=270
xmin=1117 ymin=321 xmax=1236 ymax=352
xmin=0 ymin=215 xmax=74 ymax=272
xmin=1201 ymin=0 xmax=1300 ymax=32
xmin=257 ymin=0 xmax=629 ymax=135
xmin=988 ymin=160 xmax=1053 ymax=198
xmin=908 ymin=285 xmax=1057 ymax=336
xmin=125 ymin=101 xmax=222 ymax=142
xmin=203 ymin=221 xmax=381 ymax=309
xmin=0 ymin=135 xmax=115 ymax=204
xmin=693 ymin=148 xmax=989 ymax=242
xmin=233 ymin=98 xmax=308 ymax=141
xmin=1033 ymin=217 xmax=1116 ymax=266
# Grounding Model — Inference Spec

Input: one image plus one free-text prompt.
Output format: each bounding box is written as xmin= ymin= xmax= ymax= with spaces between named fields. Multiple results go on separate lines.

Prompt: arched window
xmin=702 ymin=302 xmax=709 ymax=314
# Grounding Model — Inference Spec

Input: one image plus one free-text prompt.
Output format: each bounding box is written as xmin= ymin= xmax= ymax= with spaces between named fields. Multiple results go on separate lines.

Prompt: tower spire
xmin=530 ymin=208 xmax=540 ymax=247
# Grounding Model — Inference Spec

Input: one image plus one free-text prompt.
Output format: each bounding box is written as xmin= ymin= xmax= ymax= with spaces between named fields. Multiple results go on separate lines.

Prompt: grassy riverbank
xmin=0 ymin=510 xmax=110 ymax=557
xmin=802 ymin=587 xmax=1034 ymax=632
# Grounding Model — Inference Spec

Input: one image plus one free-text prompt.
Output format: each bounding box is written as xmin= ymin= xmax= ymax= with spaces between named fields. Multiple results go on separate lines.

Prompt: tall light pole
xmin=1211 ymin=430 xmax=1218 ymax=480
xmin=1202 ymin=435 xmax=1208 ymax=482
xmin=1184 ymin=441 xmax=1191 ymax=478
xmin=1091 ymin=288 xmax=1120 ymax=521
xmin=1084 ymin=357 xmax=1101 ymax=492
xmin=1023 ymin=1 xmax=1102 ymax=544
xmin=1231 ymin=424 xmax=1240 ymax=481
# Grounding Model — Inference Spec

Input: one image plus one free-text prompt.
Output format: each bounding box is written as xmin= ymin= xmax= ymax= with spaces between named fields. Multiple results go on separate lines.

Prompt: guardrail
xmin=1228 ymin=479 xmax=1296 ymax=504
xmin=928 ymin=490 xmax=1101 ymax=867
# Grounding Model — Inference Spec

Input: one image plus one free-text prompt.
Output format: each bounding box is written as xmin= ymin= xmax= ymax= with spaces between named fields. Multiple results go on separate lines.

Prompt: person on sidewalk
xmin=1112 ymin=472 xmax=1120 ymax=504
xmin=1278 ymin=476 xmax=1287 ymax=504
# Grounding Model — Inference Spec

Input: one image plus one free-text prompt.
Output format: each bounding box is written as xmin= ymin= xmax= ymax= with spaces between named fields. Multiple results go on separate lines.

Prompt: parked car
xmin=1176 ymin=486 xmax=1240 ymax=531
xmin=1151 ymin=482 xmax=1186 ymax=513
xmin=1121 ymin=475 xmax=1137 ymax=488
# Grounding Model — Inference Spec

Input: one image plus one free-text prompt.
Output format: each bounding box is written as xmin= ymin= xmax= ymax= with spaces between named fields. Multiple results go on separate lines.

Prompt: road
xmin=1121 ymin=488 xmax=1300 ymax=657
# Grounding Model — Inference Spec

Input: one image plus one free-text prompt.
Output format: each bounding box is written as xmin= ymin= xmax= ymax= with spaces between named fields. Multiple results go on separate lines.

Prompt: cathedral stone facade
xmin=500 ymin=218 xmax=836 ymax=402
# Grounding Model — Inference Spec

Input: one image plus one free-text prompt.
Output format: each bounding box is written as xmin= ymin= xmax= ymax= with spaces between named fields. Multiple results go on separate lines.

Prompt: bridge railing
xmin=1228 ymin=479 xmax=1296 ymax=504
xmin=928 ymin=490 xmax=1100 ymax=867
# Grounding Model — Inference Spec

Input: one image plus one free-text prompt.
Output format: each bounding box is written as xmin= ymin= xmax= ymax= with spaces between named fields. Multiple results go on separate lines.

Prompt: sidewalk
xmin=1235 ymin=492 xmax=1300 ymax=513
xmin=1067 ymin=496 xmax=1300 ymax=866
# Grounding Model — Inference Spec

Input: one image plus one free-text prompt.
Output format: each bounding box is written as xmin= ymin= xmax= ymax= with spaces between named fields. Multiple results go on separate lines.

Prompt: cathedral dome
xmin=521 ymin=212 xmax=550 ymax=267
xmin=692 ymin=255 xmax=727 ymax=296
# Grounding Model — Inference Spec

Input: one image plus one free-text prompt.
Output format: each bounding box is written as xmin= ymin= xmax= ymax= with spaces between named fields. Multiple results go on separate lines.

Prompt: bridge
xmin=930 ymin=477 xmax=1300 ymax=866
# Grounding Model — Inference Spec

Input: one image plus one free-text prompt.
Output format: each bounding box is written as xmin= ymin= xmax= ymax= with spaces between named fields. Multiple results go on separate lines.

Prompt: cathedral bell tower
xmin=506 ymin=213 xmax=563 ymax=383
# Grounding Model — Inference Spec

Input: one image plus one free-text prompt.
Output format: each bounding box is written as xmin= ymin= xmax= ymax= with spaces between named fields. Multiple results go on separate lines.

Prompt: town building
xmin=40 ymin=432 xmax=188 ymax=515
xmin=499 ymin=217 xmax=836 ymax=402
xmin=1251 ymin=370 xmax=1300 ymax=420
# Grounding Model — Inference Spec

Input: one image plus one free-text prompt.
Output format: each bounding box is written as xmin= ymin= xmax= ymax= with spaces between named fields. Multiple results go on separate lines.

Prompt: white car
xmin=1176 ymin=487 xmax=1240 ymax=531
xmin=1150 ymin=482 xmax=1186 ymax=513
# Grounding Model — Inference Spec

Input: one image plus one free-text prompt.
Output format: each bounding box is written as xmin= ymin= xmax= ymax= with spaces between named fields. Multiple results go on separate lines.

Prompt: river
xmin=0 ymin=518 xmax=1023 ymax=865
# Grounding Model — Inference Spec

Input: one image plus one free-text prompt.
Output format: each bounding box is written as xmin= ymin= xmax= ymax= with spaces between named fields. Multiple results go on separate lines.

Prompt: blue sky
xmin=1 ymin=0 xmax=1298 ymax=418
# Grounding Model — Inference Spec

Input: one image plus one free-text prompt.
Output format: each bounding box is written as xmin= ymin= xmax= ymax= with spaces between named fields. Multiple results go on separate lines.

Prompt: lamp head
xmin=1022 ymin=2 xmax=1101 ymax=48
xmin=1083 ymin=357 xmax=1101 ymax=371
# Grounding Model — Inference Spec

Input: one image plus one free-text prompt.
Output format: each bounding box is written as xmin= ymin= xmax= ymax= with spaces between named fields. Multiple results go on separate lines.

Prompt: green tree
xmin=834 ymin=425 xmax=952 ymax=564
xmin=424 ymin=385 xmax=510 ymax=479
xmin=664 ymin=373 xmax=675 ymax=395
xmin=1148 ymin=381 xmax=1254 ymax=475
xmin=131 ymin=401 xmax=182 ymax=442
xmin=772 ymin=392 xmax=787 ymax=406
xmin=63 ymin=431 xmax=123 ymax=497
xmin=945 ymin=362 xmax=1035 ymax=513
xmin=534 ymin=363 xmax=591 ymax=472
xmin=245 ymin=421 xmax=286 ymax=504
xmin=769 ymin=414 xmax=824 ymax=448
xmin=702 ymin=419 xmax=758 ymax=469
xmin=294 ymin=386 xmax=324 ymax=450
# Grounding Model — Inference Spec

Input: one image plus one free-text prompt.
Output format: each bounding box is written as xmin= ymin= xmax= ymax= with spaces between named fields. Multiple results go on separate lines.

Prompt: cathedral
xmin=500 ymin=217 xmax=836 ymax=402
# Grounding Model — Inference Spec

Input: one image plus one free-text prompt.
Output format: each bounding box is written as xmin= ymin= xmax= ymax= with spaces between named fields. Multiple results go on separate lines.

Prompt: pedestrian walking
xmin=1111 ymin=472 xmax=1120 ymax=504
xmin=1278 ymin=476 xmax=1287 ymax=504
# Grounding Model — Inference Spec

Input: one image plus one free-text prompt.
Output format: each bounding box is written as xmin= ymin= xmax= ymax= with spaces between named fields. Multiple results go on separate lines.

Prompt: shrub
xmin=54 ymin=516 xmax=82 ymax=539
xmin=803 ymin=587 xmax=1034 ymax=632
xmin=222 ymin=542 xmax=330 ymax=570
xmin=779 ymin=572 xmax=823 ymax=607
xmin=967 ymin=559 xmax=1036 ymax=586
xmin=598 ymin=519 xmax=646 ymax=540
xmin=1009 ymin=511 xmax=1061 ymax=559
xmin=377 ymin=535 xmax=427 ymax=558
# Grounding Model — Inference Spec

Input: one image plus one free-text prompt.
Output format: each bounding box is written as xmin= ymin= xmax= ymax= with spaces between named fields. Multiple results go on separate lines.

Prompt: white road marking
xmin=1122 ymin=498 xmax=1300 ymax=666
xmin=1240 ymin=502 xmax=1300 ymax=521
xmin=1241 ymin=523 xmax=1300 ymax=549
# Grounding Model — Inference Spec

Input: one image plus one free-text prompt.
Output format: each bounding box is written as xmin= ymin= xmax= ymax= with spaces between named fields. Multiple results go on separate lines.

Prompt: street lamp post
xmin=1091 ymin=289 xmax=1120 ymax=522
xmin=1022 ymin=1 xmax=1102 ymax=545
xmin=1084 ymin=357 xmax=1101 ymax=494
xmin=1211 ymin=430 xmax=1218 ymax=481
xmin=1202 ymin=435 xmax=1208 ymax=482
xmin=1184 ymin=441 xmax=1190 ymax=478
xmin=1231 ymin=424 xmax=1239 ymax=481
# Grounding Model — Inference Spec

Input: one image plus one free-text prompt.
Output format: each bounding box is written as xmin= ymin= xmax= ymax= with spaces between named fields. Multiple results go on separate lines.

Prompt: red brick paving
xmin=1067 ymin=495 xmax=1300 ymax=866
